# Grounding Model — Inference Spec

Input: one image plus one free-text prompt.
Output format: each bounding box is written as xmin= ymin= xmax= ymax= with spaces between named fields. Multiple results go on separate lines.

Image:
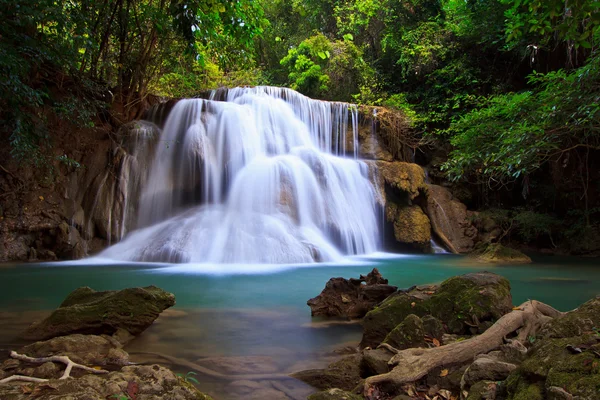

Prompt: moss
xmin=376 ymin=161 xmax=426 ymax=200
xmin=383 ymin=314 xmax=426 ymax=350
xmin=540 ymin=296 xmax=600 ymax=338
xmin=466 ymin=381 xmax=496 ymax=400
xmin=388 ymin=204 xmax=431 ymax=246
xmin=470 ymin=243 xmax=531 ymax=264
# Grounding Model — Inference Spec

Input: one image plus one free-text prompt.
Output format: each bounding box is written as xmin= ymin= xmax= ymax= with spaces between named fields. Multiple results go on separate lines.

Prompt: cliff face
xmin=0 ymin=99 xmax=476 ymax=262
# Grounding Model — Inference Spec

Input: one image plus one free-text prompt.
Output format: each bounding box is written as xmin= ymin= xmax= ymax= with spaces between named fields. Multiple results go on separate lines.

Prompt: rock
xmin=425 ymin=184 xmax=478 ymax=253
xmin=462 ymin=357 xmax=517 ymax=388
xmin=361 ymin=348 xmax=393 ymax=375
xmin=33 ymin=361 xmax=60 ymax=379
xmin=291 ymin=354 xmax=362 ymax=392
xmin=308 ymin=388 xmax=363 ymax=400
xmin=360 ymin=272 xmax=512 ymax=347
xmin=195 ymin=356 xmax=280 ymax=375
xmin=23 ymin=286 xmax=175 ymax=340
xmin=375 ymin=161 xmax=427 ymax=201
xmin=421 ymin=315 xmax=445 ymax=340
xmin=546 ymin=386 xmax=574 ymax=400
xmin=308 ymin=268 xmax=397 ymax=318
xmin=382 ymin=314 xmax=427 ymax=350
xmin=0 ymin=364 xmax=213 ymax=400
xmin=466 ymin=380 xmax=499 ymax=400
xmin=505 ymin=334 xmax=600 ymax=399
xmin=469 ymin=243 xmax=532 ymax=264
xmin=539 ymin=295 xmax=600 ymax=339
xmin=386 ymin=204 xmax=432 ymax=249
xmin=19 ymin=333 xmax=129 ymax=366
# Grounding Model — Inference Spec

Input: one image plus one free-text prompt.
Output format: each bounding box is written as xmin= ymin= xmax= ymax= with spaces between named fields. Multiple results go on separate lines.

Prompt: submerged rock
xmin=307 ymin=268 xmax=397 ymax=318
xmin=23 ymin=285 xmax=175 ymax=341
xmin=360 ymin=272 xmax=512 ymax=348
xmin=469 ymin=243 xmax=532 ymax=264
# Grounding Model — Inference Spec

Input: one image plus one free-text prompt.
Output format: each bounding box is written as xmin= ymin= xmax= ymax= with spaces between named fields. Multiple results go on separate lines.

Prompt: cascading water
xmin=99 ymin=87 xmax=380 ymax=264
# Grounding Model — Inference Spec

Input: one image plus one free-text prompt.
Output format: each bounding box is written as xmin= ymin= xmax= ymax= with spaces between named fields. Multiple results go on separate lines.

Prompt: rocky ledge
xmin=295 ymin=270 xmax=600 ymax=400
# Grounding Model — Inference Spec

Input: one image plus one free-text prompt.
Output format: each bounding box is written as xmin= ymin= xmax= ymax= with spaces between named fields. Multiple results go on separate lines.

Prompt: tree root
xmin=364 ymin=300 xmax=563 ymax=395
xmin=130 ymin=351 xmax=291 ymax=381
xmin=0 ymin=351 xmax=109 ymax=385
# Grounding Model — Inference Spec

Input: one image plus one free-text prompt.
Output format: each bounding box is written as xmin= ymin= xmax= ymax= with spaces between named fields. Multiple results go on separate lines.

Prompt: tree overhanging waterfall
xmin=99 ymin=87 xmax=381 ymax=264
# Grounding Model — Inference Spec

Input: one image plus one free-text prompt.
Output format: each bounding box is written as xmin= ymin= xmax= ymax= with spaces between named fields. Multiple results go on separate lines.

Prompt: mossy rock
xmin=307 ymin=388 xmax=362 ymax=400
xmin=506 ymin=335 xmax=600 ymax=399
xmin=360 ymin=272 xmax=512 ymax=347
xmin=427 ymin=272 xmax=513 ymax=334
xmin=291 ymin=354 xmax=363 ymax=392
xmin=386 ymin=204 xmax=431 ymax=247
xmin=540 ymin=295 xmax=600 ymax=339
xmin=23 ymin=286 xmax=175 ymax=341
xmin=376 ymin=161 xmax=426 ymax=200
xmin=382 ymin=314 xmax=427 ymax=350
xmin=469 ymin=243 xmax=532 ymax=264
xmin=422 ymin=315 xmax=445 ymax=340
xmin=466 ymin=380 xmax=499 ymax=400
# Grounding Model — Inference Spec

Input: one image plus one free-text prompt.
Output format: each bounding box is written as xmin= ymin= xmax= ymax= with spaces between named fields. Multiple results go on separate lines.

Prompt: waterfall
xmin=99 ymin=87 xmax=380 ymax=264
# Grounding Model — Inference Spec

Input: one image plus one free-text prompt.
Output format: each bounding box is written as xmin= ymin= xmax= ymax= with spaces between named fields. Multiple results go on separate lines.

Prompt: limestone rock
xmin=426 ymin=184 xmax=477 ymax=253
xmin=539 ymin=295 xmax=600 ymax=339
xmin=422 ymin=315 xmax=445 ymax=340
xmin=0 ymin=364 xmax=213 ymax=400
xmin=308 ymin=388 xmax=363 ymax=400
xmin=361 ymin=348 xmax=393 ymax=375
xmin=462 ymin=358 xmax=517 ymax=388
xmin=466 ymin=381 xmax=500 ymax=400
xmin=307 ymin=268 xmax=397 ymax=318
xmin=23 ymin=286 xmax=175 ymax=340
xmin=360 ymin=272 xmax=512 ymax=348
xmin=20 ymin=333 xmax=129 ymax=366
xmin=469 ymin=243 xmax=532 ymax=264
xmin=291 ymin=354 xmax=362 ymax=392
xmin=375 ymin=161 xmax=426 ymax=201
xmin=386 ymin=204 xmax=431 ymax=248
xmin=382 ymin=314 xmax=427 ymax=350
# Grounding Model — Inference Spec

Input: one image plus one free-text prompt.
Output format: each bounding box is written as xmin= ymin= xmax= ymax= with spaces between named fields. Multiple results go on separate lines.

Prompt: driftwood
xmin=0 ymin=351 xmax=109 ymax=385
xmin=364 ymin=300 xmax=563 ymax=394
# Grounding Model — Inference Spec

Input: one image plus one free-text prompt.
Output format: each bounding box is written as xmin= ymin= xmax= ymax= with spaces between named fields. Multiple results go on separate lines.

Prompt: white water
xmin=100 ymin=87 xmax=380 ymax=264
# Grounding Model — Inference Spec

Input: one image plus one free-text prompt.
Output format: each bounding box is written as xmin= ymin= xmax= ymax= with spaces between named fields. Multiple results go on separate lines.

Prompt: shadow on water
xmin=0 ymin=253 xmax=599 ymax=398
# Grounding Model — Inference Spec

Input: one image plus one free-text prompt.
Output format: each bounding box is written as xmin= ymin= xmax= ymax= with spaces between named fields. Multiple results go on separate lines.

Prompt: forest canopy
xmin=1 ymin=0 xmax=600 ymax=250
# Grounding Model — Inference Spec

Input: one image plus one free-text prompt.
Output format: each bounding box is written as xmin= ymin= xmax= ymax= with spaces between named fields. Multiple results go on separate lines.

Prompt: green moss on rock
xmin=376 ymin=161 xmax=426 ymax=200
xmin=470 ymin=243 xmax=531 ymax=264
xmin=291 ymin=354 xmax=363 ymax=392
xmin=386 ymin=204 xmax=431 ymax=247
xmin=23 ymin=286 xmax=175 ymax=340
xmin=540 ymin=296 xmax=600 ymax=339
xmin=360 ymin=272 xmax=512 ymax=348
xmin=382 ymin=314 xmax=427 ymax=350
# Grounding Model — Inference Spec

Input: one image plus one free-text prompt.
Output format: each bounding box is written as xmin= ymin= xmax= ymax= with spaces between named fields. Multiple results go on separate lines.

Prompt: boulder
xmin=386 ymin=204 xmax=432 ymax=249
xmin=382 ymin=314 xmax=427 ymax=350
xmin=375 ymin=161 xmax=427 ymax=201
xmin=360 ymin=272 xmax=512 ymax=348
xmin=0 ymin=364 xmax=213 ymax=400
xmin=466 ymin=381 xmax=500 ymax=400
xmin=422 ymin=315 xmax=445 ymax=340
xmin=23 ymin=286 xmax=175 ymax=340
xmin=462 ymin=357 xmax=517 ymax=388
xmin=291 ymin=354 xmax=363 ymax=392
xmin=308 ymin=388 xmax=363 ymax=400
xmin=308 ymin=268 xmax=397 ymax=318
xmin=469 ymin=243 xmax=532 ymax=264
xmin=19 ymin=334 xmax=129 ymax=367
xmin=539 ymin=296 xmax=600 ymax=339
xmin=425 ymin=184 xmax=477 ymax=253
xmin=361 ymin=348 xmax=393 ymax=375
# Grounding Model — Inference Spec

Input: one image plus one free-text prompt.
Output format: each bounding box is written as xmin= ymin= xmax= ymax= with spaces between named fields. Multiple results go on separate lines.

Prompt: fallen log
xmin=364 ymin=300 xmax=563 ymax=394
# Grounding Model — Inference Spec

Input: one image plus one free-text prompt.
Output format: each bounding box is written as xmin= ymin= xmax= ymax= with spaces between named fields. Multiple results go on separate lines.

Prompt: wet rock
xmin=20 ymin=333 xmax=129 ymax=366
xmin=291 ymin=354 xmax=362 ymax=392
xmin=23 ymin=286 xmax=175 ymax=340
xmin=308 ymin=268 xmax=397 ymax=318
xmin=361 ymin=272 xmax=512 ymax=348
xmin=425 ymin=184 xmax=477 ymax=253
xmin=382 ymin=314 xmax=427 ymax=350
xmin=33 ymin=361 xmax=60 ymax=379
xmin=0 ymin=364 xmax=213 ymax=400
xmin=469 ymin=243 xmax=532 ymax=264
xmin=308 ymin=388 xmax=363 ymax=400
xmin=361 ymin=348 xmax=393 ymax=375
xmin=195 ymin=356 xmax=280 ymax=375
xmin=375 ymin=161 xmax=427 ymax=201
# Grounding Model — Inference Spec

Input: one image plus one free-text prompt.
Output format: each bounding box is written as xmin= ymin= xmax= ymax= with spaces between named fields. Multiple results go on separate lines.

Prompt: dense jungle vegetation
xmin=1 ymin=0 xmax=600 ymax=253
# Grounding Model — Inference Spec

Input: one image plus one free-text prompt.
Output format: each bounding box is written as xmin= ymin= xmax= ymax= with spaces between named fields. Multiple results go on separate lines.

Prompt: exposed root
xmin=130 ymin=351 xmax=290 ymax=381
xmin=0 ymin=351 xmax=109 ymax=385
xmin=364 ymin=300 xmax=563 ymax=395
